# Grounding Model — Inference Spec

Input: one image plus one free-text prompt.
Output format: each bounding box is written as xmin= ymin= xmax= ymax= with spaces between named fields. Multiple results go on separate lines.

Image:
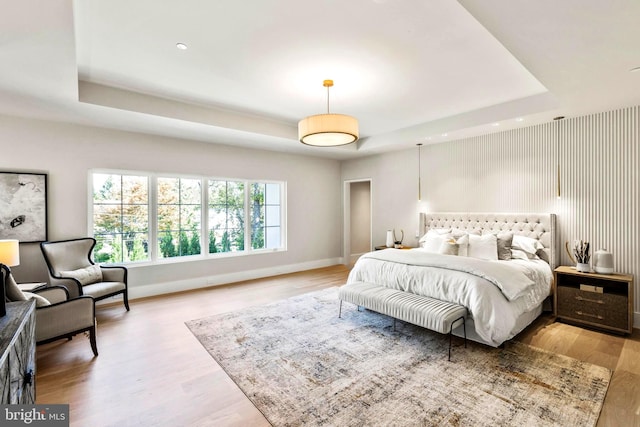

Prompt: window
xmin=250 ymin=182 xmax=282 ymax=250
xmin=208 ymin=180 xmax=244 ymax=253
xmin=90 ymin=171 xmax=285 ymax=264
xmin=157 ymin=177 xmax=202 ymax=259
xmin=92 ymin=173 xmax=150 ymax=263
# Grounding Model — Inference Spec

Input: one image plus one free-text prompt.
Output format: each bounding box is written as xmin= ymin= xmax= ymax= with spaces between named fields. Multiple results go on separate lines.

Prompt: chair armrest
xmin=100 ymin=266 xmax=127 ymax=283
xmin=35 ymin=296 xmax=96 ymax=342
xmin=34 ymin=286 xmax=69 ymax=304
xmin=49 ymin=276 xmax=83 ymax=298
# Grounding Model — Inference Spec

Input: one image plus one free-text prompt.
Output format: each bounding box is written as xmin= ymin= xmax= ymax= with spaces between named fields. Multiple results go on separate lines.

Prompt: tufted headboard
xmin=419 ymin=212 xmax=557 ymax=269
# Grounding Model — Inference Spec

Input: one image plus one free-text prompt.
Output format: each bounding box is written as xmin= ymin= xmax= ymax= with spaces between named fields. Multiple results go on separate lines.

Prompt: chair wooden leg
xmin=89 ymin=325 xmax=98 ymax=356
xmin=123 ymin=291 xmax=130 ymax=311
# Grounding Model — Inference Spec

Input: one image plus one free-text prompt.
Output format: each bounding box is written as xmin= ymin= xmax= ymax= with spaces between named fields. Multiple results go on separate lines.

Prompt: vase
xmin=386 ymin=230 xmax=394 ymax=248
xmin=576 ymin=262 xmax=591 ymax=273
xmin=593 ymin=249 xmax=614 ymax=274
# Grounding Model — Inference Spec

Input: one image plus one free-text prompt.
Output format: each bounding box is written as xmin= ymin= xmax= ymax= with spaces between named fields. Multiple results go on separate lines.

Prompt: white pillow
xmin=511 ymin=248 xmax=531 ymax=260
xmin=418 ymin=228 xmax=451 ymax=243
xmin=468 ymin=234 xmax=498 ymax=261
xmin=421 ymin=232 xmax=451 ymax=253
xmin=512 ymin=235 xmax=544 ymax=256
xmin=438 ymin=239 xmax=459 ymax=256
xmin=59 ymin=264 xmax=103 ymax=286
xmin=455 ymin=234 xmax=469 ymax=257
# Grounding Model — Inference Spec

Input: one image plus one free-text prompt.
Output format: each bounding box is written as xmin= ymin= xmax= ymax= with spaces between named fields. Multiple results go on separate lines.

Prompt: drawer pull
xmin=24 ymin=369 xmax=34 ymax=386
xmin=575 ymin=296 xmax=604 ymax=304
xmin=576 ymin=311 xmax=604 ymax=320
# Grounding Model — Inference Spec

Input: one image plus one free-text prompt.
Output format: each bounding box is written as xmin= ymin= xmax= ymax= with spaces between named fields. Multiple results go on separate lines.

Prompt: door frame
xmin=343 ymin=178 xmax=372 ymax=266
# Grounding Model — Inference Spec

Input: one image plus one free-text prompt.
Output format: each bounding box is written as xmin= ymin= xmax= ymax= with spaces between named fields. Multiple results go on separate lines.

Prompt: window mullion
xmin=245 ymin=180 xmax=251 ymax=251
xmin=202 ymin=178 xmax=208 ymax=256
xmin=149 ymin=175 xmax=158 ymax=262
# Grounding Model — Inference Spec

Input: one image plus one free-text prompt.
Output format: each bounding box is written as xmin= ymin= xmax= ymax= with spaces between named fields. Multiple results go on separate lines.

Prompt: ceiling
xmin=1 ymin=0 xmax=639 ymax=160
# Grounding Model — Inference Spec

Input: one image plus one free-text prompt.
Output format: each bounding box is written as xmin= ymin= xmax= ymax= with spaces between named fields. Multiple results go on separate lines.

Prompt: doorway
xmin=343 ymin=179 xmax=372 ymax=266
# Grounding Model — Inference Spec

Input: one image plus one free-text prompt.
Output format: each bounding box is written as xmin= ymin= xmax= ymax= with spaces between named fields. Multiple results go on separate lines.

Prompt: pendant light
xmin=298 ymin=80 xmax=359 ymax=147
xmin=554 ymin=116 xmax=565 ymax=199
xmin=417 ymin=143 xmax=423 ymax=201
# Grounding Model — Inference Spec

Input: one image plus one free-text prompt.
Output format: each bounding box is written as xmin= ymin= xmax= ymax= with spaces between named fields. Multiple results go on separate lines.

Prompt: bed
xmin=347 ymin=212 xmax=557 ymax=347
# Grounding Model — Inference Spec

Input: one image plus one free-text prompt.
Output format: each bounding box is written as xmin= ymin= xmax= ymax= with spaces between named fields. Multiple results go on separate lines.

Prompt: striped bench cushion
xmin=338 ymin=281 xmax=467 ymax=335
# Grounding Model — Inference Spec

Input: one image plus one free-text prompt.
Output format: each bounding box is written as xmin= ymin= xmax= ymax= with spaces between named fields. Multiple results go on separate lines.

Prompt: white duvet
xmin=347 ymin=248 xmax=553 ymax=347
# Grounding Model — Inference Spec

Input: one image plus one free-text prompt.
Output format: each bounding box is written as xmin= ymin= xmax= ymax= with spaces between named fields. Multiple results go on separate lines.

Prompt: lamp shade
xmin=0 ymin=239 xmax=20 ymax=267
xmin=298 ymin=113 xmax=359 ymax=147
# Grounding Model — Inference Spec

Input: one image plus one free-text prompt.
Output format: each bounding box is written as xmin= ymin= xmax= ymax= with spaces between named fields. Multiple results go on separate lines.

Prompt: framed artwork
xmin=0 ymin=172 xmax=48 ymax=242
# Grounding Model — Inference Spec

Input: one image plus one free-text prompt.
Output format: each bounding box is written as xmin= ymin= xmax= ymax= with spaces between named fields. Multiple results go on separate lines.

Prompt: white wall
xmin=1 ymin=114 xmax=343 ymax=298
xmin=342 ymin=105 xmax=640 ymax=327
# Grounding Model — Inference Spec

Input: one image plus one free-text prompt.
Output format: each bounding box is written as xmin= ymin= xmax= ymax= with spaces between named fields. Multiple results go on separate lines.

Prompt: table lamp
xmin=0 ymin=239 xmax=20 ymax=317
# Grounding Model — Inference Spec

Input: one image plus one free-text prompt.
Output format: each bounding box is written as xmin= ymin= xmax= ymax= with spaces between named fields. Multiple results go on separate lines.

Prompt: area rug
xmin=186 ymin=288 xmax=611 ymax=427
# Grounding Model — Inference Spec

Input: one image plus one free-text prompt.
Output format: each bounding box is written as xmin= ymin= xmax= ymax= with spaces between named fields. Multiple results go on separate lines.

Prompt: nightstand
xmin=374 ymin=245 xmax=415 ymax=250
xmin=554 ymin=266 xmax=634 ymax=334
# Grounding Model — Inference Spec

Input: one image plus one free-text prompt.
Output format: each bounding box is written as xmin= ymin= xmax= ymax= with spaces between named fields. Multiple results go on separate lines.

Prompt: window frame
xmin=88 ymin=170 xmax=287 ymax=265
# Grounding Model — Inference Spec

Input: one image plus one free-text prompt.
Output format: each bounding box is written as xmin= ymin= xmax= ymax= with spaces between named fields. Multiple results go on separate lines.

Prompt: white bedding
xmin=347 ymin=248 xmax=553 ymax=347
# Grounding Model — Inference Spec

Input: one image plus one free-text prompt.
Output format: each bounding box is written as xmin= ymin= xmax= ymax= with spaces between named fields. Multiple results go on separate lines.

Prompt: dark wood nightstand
xmin=554 ymin=266 xmax=634 ymax=334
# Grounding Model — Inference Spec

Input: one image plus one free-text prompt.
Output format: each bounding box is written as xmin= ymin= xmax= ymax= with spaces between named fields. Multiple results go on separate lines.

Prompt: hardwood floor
xmin=36 ymin=265 xmax=640 ymax=427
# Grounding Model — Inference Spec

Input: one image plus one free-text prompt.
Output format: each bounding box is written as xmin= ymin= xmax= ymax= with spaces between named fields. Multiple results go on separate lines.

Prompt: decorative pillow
xmin=468 ymin=234 xmax=498 ymax=261
xmin=438 ymin=239 xmax=459 ymax=256
xmin=22 ymin=291 xmax=51 ymax=307
xmin=4 ymin=272 xmax=26 ymax=302
xmin=59 ymin=264 xmax=103 ymax=286
xmin=4 ymin=274 xmax=50 ymax=307
xmin=511 ymin=248 xmax=536 ymax=261
xmin=420 ymin=230 xmax=453 ymax=253
xmin=512 ymin=235 xmax=544 ymax=257
xmin=418 ymin=228 xmax=451 ymax=243
xmin=454 ymin=234 xmax=469 ymax=257
xmin=482 ymin=231 xmax=513 ymax=261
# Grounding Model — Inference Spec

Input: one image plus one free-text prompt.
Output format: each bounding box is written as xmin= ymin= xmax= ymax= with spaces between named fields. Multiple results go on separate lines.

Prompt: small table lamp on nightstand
xmin=0 ymin=239 xmax=20 ymax=317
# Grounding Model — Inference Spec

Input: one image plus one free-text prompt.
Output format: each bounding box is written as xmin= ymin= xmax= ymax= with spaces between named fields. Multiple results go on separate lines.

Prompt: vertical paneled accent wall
xmin=423 ymin=105 xmax=639 ymax=316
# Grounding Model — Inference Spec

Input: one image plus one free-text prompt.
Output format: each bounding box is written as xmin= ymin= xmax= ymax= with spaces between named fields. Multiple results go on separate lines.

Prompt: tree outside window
xmin=92 ymin=173 xmax=149 ymax=263
xmin=157 ymin=177 xmax=202 ymax=258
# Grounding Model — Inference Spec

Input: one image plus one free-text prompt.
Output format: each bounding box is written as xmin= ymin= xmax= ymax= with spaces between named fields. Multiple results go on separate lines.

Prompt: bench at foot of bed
xmin=338 ymin=281 xmax=467 ymax=361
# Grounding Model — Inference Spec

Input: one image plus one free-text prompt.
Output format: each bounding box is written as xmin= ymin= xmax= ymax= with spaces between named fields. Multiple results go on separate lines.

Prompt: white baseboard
xmin=112 ymin=257 xmax=344 ymax=302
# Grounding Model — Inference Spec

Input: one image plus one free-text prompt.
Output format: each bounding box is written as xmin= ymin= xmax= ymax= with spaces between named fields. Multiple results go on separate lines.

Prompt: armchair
xmin=40 ymin=238 xmax=129 ymax=311
xmin=2 ymin=265 xmax=98 ymax=356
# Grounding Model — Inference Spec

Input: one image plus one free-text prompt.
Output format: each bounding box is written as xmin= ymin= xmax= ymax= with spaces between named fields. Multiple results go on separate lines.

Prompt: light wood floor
xmin=36 ymin=265 xmax=640 ymax=427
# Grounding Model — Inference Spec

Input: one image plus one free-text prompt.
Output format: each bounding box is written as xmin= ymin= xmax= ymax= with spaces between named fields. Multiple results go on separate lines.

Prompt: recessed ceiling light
xmin=424 ymin=137 xmax=432 ymax=141
xmin=630 ymin=66 xmax=640 ymax=73
xmin=515 ymin=117 xmax=524 ymax=122
xmin=492 ymin=123 xmax=500 ymax=127
xmin=441 ymin=133 xmax=448 ymax=137
xmin=176 ymin=43 xmax=188 ymax=50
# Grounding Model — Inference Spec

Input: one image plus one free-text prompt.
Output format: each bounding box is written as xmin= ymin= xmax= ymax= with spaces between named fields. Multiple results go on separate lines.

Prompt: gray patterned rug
xmin=186 ymin=288 xmax=610 ymax=427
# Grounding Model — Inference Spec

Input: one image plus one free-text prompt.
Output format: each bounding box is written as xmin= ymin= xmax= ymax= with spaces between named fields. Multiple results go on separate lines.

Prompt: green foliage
xmin=209 ymin=229 xmax=218 ymax=253
xmin=93 ymin=174 xmax=282 ymax=262
xmin=221 ymin=231 xmax=231 ymax=252
xmin=160 ymin=232 xmax=177 ymax=258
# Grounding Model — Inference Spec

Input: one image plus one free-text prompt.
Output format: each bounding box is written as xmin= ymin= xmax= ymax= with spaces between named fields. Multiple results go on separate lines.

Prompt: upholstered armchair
xmin=40 ymin=238 xmax=130 ymax=311
xmin=2 ymin=265 xmax=98 ymax=356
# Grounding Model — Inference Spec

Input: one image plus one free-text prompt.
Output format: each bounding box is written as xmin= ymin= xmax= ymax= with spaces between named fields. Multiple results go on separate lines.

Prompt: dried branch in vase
xmin=573 ymin=240 xmax=590 ymax=264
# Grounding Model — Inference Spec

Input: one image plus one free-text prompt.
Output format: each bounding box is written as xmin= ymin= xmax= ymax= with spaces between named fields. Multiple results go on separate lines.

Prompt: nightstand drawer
xmin=557 ymin=286 xmax=628 ymax=331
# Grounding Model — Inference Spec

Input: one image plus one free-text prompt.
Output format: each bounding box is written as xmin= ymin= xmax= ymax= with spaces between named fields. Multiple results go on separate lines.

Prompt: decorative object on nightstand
xmin=0 ymin=239 xmax=20 ymax=317
xmin=554 ymin=265 xmax=634 ymax=334
xmin=573 ymin=240 xmax=591 ymax=272
xmin=393 ymin=229 xmax=404 ymax=248
xmin=593 ymin=248 xmax=614 ymax=274
xmin=386 ymin=230 xmax=393 ymax=248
